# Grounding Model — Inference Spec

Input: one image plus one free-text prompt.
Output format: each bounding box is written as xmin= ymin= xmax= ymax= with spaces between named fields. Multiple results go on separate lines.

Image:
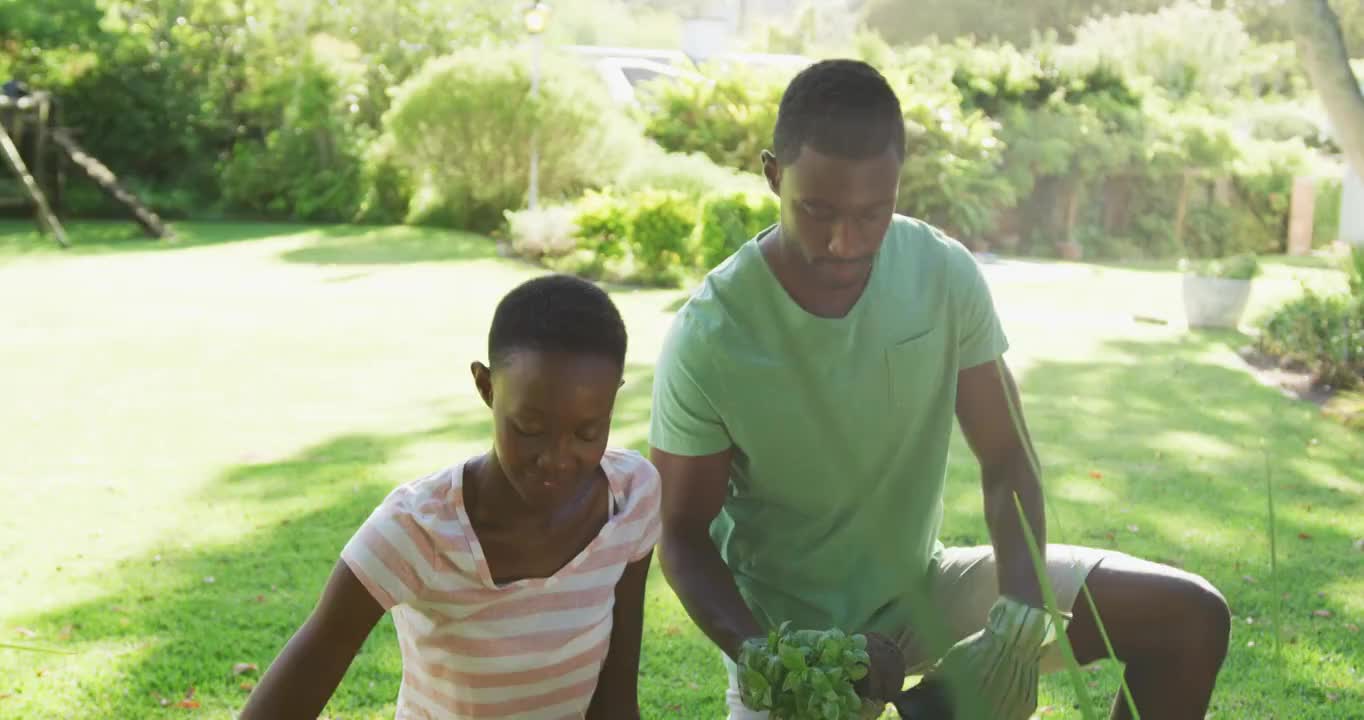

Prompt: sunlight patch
xmin=1150 ymin=430 xmax=1240 ymax=460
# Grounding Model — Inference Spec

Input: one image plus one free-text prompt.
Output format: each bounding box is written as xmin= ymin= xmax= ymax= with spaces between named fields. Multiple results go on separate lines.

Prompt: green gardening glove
xmin=923 ymin=596 xmax=1068 ymax=720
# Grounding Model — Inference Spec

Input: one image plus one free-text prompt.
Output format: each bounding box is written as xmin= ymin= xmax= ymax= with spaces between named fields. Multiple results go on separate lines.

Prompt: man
xmin=648 ymin=59 xmax=1230 ymax=719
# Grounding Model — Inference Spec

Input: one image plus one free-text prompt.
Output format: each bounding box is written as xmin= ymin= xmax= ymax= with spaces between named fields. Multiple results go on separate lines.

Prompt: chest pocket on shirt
xmin=886 ymin=327 xmax=949 ymax=411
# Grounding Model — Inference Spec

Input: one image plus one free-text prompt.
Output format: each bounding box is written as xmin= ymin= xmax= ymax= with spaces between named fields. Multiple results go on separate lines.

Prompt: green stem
xmin=1013 ymin=492 xmax=1099 ymax=720
xmin=995 ymin=357 xmax=1134 ymax=719
xmin=1263 ymin=442 xmax=1282 ymax=665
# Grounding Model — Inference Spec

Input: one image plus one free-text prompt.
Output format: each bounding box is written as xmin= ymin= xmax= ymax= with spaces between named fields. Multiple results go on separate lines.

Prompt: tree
xmin=1293 ymin=0 xmax=1364 ymax=175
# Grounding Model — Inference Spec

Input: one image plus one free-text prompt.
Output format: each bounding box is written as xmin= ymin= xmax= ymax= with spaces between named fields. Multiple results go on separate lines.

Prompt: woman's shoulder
xmin=601 ymin=448 xmax=661 ymax=504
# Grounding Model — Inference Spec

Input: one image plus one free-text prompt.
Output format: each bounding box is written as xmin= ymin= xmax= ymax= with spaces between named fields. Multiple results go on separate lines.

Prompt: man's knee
xmin=1177 ymin=574 xmax=1231 ymax=667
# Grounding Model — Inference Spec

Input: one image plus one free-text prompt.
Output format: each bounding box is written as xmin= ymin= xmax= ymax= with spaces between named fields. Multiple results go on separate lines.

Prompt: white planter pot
xmin=1182 ymin=274 xmax=1252 ymax=329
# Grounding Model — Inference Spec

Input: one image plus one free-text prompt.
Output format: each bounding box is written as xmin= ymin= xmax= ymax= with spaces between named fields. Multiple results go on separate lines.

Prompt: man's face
xmin=763 ymin=144 xmax=902 ymax=291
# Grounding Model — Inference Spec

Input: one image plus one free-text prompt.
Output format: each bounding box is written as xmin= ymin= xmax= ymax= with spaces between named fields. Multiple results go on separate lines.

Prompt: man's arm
xmin=651 ymin=447 xmax=764 ymax=660
xmin=239 ymin=560 xmax=385 ymax=720
xmin=586 ymin=552 xmax=653 ymax=720
xmin=955 ymin=358 xmax=1045 ymax=608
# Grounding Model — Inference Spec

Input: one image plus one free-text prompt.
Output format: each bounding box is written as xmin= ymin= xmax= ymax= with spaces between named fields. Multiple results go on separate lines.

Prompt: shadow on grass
xmin=941 ymin=332 xmax=1363 ymax=716
xmin=0 ymin=367 xmax=675 ymax=719
xmin=277 ymin=225 xmax=497 ymax=266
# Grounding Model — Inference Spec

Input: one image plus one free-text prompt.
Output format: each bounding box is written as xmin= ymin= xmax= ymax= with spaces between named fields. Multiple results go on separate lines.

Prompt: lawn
xmin=1 ymin=221 xmax=1360 ymax=719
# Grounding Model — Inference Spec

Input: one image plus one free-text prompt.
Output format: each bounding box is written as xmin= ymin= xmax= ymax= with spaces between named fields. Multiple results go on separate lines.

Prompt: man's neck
xmin=758 ymin=231 xmax=871 ymax=319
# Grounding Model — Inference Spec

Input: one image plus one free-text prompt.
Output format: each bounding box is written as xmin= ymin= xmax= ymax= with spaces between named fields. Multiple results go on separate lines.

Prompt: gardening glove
xmin=924 ymin=596 xmax=1067 ymax=720
xmin=853 ymin=631 xmax=905 ymax=702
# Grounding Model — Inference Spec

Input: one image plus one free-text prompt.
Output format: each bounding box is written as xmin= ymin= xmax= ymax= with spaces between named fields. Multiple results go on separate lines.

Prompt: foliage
xmin=613 ymin=145 xmax=767 ymax=198
xmin=861 ymin=0 xmax=1171 ymax=46
xmin=1260 ymin=289 xmax=1364 ymax=389
xmin=572 ymin=190 xmax=632 ymax=263
xmin=354 ymin=136 xmax=416 ymax=225
xmin=1239 ymin=0 xmax=1364 ymax=58
xmin=1181 ymin=253 xmax=1262 ymax=280
xmin=629 ymin=190 xmax=698 ymax=283
xmin=736 ymin=623 xmax=870 ymax=720
xmin=1348 ymin=245 xmax=1364 ymax=298
xmin=539 ymin=0 xmax=682 ymax=48
xmin=1238 ymin=101 xmax=1335 ymax=150
xmin=2 ymin=0 xmax=518 ymax=218
xmin=1313 ymin=175 xmax=1343 ymax=248
xmin=696 ymin=191 xmax=779 ymax=269
xmin=219 ymin=40 xmax=371 ymax=221
xmin=1067 ymin=1 xmax=1254 ymax=101
xmin=381 ymin=46 xmax=630 ymax=233
xmin=503 ymin=205 xmax=578 ymax=259
xmin=638 ymin=66 xmax=790 ymax=172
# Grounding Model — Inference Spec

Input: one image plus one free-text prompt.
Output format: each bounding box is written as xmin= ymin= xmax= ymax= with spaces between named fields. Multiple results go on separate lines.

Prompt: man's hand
xmin=854 ymin=631 xmax=905 ymax=702
xmin=924 ymin=597 xmax=1064 ymax=720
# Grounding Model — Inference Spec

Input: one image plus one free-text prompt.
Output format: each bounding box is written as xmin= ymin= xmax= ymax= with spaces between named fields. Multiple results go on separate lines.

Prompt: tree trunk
xmin=1293 ymin=0 xmax=1364 ymax=176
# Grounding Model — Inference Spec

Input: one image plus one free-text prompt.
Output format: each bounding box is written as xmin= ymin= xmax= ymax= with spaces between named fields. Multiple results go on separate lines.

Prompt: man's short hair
xmin=772 ymin=59 xmax=906 ymax=166
xmin=488 ymin=274 xmax=628 ymax=370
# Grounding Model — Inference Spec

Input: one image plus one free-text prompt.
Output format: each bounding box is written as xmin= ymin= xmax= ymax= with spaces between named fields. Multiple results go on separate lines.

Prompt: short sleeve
xmin=648 ymin=311 xmax=733 ymax=457
xmin=340 ymin=485 xmax=437 ymax=610
xmin=948 ymin=239 xmax=1009 ymax=370
xmin=628 ymin=460 xmax=662 ymax=563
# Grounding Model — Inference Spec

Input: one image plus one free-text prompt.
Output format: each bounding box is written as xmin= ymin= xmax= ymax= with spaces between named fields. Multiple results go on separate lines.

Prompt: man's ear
xmin=761 ymin=150 xmax=781 ymax=196
xmin=471 ymin=361 xmax=493 ymax=408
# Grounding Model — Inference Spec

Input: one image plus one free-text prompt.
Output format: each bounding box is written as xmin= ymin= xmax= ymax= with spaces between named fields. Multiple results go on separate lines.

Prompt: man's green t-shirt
xmin=648 ymin=215 xmax=1009 ymax=639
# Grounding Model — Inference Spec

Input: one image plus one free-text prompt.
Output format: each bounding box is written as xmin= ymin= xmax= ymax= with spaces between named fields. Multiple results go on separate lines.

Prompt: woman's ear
xmin=471 ymin=361 xmax=493 ymax=408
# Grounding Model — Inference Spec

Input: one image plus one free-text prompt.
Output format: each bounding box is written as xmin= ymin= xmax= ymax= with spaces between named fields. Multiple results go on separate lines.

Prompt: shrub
xmin=381 ymin=46 xmax=632 ymax=233
xmin=638 ymin=66 xmax=791 ymax=172
xmin=696 ymin=191 xmax=779 ymax=269
xmin=629 ymin=190 xmax=699 ymax=282
xmin=1068 ymin=1 xmax=1254 ymax=101
xmin=220 ymin=43 xmax=371 ymax=221
xmin=572 ymin=191 xmax=632 ymax=262
xmin=503 ymin=205 xmax=579 ymax=259
xmin=1260 ymin=290 xmax=1364 ymax=389
xmin=354 ymin=135 xmax=415 ymax=225
xmin=614 ymin=144 xmax=767 ymax=197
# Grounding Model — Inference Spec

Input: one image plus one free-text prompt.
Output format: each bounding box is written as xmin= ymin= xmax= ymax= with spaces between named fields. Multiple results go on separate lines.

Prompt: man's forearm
xmin=660 ymin=529 xmax=764 ymax=660
xmin=983 ymin=455 xmax=1046 ymax=609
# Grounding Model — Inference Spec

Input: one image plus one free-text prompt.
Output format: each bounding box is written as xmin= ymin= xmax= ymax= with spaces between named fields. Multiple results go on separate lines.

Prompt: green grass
xmin=1 ymin=221 xmax=1361 ymax=719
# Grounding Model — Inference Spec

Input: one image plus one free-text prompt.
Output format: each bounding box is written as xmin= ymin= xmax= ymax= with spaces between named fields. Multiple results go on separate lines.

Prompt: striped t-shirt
xmin=341 ymin=448 xmax=662 ymax=719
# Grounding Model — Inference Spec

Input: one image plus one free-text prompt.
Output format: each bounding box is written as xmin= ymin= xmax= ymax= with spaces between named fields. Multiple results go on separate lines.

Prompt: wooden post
xmin=1287 ymin=175 xmax=1316 ymax=256
xmin=0 ymin=122 xmax=69 ymax=247
xmin=1173 ymin=170 xmax=1193 ymax=255
xmin=1213 ymin=176 xmax=1232 ymax=206
xmin=34 ymin=93 xmax=51 ymax=214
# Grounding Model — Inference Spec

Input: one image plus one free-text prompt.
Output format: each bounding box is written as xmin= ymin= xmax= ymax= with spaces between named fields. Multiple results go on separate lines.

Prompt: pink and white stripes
xmin=342 ymin=448 xmax=661 ymax=719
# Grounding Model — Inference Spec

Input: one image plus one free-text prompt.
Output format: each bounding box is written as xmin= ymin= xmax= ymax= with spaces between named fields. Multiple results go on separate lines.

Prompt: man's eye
xmin=512 ymin=422 xmax=543 ymax=437
xmin=802 ymin=203 xmax=835 ymax=221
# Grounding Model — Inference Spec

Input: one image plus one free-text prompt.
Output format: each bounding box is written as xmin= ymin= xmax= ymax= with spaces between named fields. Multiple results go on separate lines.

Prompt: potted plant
xmin=1180 ymin=253 xmax=1262 ymax=329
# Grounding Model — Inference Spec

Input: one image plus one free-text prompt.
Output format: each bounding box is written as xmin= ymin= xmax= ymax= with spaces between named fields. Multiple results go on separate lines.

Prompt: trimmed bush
xmin=382 ymin=46 xmax=632 ymax=232
xmin=1260 ymin=290 xmax=1364 ymax=390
